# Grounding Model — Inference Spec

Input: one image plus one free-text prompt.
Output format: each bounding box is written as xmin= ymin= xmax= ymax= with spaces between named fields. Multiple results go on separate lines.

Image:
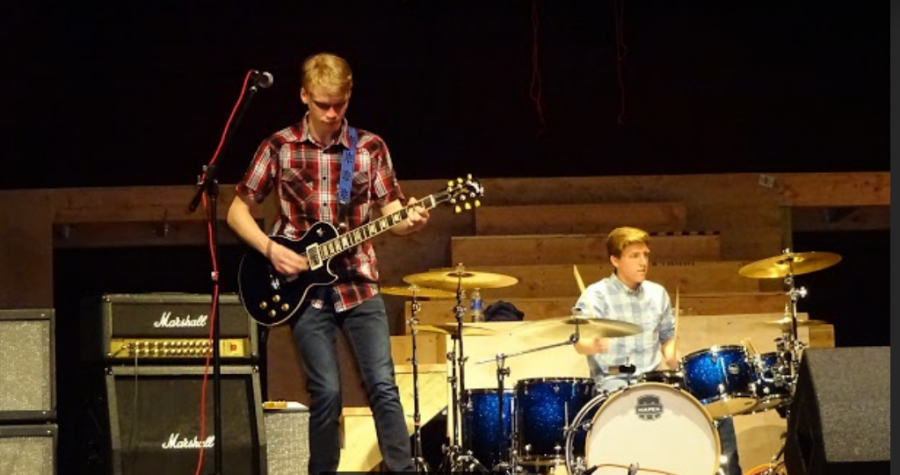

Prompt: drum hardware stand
xmin=407 ymin=287 xmax=432 ymax=474
xmin=439 ymin=265 xmax=489 ymax=473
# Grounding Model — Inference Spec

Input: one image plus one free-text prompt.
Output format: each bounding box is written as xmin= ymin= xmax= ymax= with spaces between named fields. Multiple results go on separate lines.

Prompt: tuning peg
xmin=455 ymin=205 xmax=462 ymax=214
xmin=447 ymin=180 xmax=454 ymax=189
xmin=475 ymin=199 xmax=481 ymax=208
xmin=467 ymin=173 xmax=473 ymax=180
xmin=457 ymin=177 xmax=464 ymax=184
xmin=464 ymin=202 xmax=472 ymax=211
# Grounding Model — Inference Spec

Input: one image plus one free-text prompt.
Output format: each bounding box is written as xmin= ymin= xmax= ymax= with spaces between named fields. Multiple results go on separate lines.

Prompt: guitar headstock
xmin=446 ymin=174 xmax=484 ymax=214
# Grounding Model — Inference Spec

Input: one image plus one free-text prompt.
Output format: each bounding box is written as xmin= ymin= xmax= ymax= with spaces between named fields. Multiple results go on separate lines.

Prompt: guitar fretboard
xmin=317 ymin=193 xmax=443 ymax=259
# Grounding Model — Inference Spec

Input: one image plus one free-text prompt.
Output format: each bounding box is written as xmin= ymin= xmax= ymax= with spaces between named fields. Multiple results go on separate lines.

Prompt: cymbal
xmin=758 ymin=318 xmax=828 ymax=328
xmin=403 ymin=269 xmax=518 ymax=290
xmin=380 ymin=285 xmax=455 ymax=299
xmin=514 ymin=315 xmax=643 ymax=341
xmin=739 ymin=252 xmax=841 ymax=279
xmin=417 ymin=322 xmax=496 ymax=337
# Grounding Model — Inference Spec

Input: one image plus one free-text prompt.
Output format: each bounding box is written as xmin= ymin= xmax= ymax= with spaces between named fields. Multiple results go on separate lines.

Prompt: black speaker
xmin=0 ymin=309 xmax=56 ymax=422
xmin=0 ymin=424 xmax=57 ymax=475
xmin=84 ymin=365 xmax=266 ymax=475
xmin=785 ymin=347 xmax=890 ymax=475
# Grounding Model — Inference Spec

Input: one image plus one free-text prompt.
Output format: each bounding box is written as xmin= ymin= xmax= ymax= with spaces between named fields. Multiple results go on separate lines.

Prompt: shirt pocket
xmin=279 ymin=165 xmax=316 ymax=203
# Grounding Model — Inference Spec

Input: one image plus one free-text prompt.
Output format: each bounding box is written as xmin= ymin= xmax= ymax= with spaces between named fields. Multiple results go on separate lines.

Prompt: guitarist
xmin=227 ymin=52 xmax=429 ymax=475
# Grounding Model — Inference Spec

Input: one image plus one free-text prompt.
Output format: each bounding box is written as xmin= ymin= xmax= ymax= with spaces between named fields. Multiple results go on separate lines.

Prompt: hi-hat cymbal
xmin=739 ymin=251 xmax=841 ymax=279
xmin=380 ymin=285 xmax=456 ymax=299
xmin=514 ymin=315 xmax=643 ymax=341
xmin=757 ymin=318 xmax=828 ymax=328
xmin=417 ymin=322 xmax=496 ymax=337
xmin=403 ymin=269 xmax=518 ymax=290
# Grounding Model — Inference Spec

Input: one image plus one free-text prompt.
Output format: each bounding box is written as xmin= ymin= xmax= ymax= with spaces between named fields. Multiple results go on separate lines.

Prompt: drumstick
xmin=573 ymin=265 xmax=586 ymax=293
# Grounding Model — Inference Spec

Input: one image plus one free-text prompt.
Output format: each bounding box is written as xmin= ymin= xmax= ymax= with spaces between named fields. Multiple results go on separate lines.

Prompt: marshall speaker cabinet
xmin=0 ymin=424 xmax=58 ymax=475
xmin=81 ymin=293 xmax=258 ymax=364
xmin=83 ymin=365 xmax=266 ymax=475
xmin=0 ymin=308 xmax=56 ymax=422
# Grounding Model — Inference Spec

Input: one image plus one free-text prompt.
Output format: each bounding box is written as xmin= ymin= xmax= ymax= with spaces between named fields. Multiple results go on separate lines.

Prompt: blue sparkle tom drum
xmin=680 ymin=345 xmax=758 ymax=419
xmin=463 ymin=388 xmax=514 ymax=470
xmin=515 ymin=377 xmax=595 ymax=463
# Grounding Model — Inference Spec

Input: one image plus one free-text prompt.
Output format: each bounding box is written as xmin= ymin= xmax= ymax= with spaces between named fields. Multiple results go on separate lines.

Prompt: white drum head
xmin=585 ymin=383 xmax=721 ymax=475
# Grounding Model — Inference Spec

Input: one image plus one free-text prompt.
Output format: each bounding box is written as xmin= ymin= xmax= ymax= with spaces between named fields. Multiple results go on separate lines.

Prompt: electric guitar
xmin=237 ymin=175 xmax=484 ymax=326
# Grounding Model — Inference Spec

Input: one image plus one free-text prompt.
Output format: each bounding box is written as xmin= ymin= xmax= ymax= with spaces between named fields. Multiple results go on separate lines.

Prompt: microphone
xmin=251 ymin=70 xmax=274 ymax=89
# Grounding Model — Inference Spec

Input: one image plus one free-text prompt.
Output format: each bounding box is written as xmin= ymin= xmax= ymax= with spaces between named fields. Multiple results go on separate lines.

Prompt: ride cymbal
xmin=403 ymin=269 xmax=518 ymax=290
xmin=757 ymin=317 xmax=828 ymax=328
xmin=417 ymin=322 xmax=496 ymax=337
xmin=739 ymin=251 xmax=841 ymax=279
xmin=380 ymin=285 xmax=455 ymax=299
xmin=514 ymin=315 xmax=643 ymax=341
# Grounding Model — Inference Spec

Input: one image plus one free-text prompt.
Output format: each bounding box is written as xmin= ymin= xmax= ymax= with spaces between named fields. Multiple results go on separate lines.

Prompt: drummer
xmin=572 ymin=226 xmax=742 ymax=475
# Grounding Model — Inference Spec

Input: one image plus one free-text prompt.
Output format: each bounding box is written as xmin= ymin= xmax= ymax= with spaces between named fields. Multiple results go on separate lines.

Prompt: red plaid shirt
xmin=235 ymin=115 xmax=405 ymax=312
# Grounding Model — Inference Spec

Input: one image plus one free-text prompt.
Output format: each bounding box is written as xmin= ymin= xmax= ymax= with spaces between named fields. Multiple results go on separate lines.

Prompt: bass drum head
xmin=584 ymin=383 xmax=721 ymax=475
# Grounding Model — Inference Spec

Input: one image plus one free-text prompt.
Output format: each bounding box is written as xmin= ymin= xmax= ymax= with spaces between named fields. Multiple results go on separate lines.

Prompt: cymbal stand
xmin=407 ymin=287 xmax=431 ymax=473
xmin=439 ymin=265 xmax=487 ymax=473
xmin=780 ymin=250 xmax=809 ymax=386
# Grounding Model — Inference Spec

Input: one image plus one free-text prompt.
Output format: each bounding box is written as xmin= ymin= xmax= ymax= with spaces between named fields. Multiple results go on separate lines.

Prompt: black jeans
xmin=292 ymin=295 xmax=412 ymax=475
xmin=717 ymin=417 xmax=741 ymax=475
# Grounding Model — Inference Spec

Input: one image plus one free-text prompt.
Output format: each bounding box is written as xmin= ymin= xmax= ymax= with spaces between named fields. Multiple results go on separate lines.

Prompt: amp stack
xmin=80 ymin=293 xmax=266 ymax=475
xmin=0 ymin=308 xmax=58 ymax=475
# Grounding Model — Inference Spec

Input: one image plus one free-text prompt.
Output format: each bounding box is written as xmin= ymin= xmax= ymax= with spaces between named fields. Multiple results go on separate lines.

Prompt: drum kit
xmin=381 ymin=249 xmax=841 ymax=475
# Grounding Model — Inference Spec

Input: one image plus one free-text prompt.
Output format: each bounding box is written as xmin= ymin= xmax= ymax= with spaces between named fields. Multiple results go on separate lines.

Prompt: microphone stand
xmin=187 ymin=74 xmax=266 ymax=475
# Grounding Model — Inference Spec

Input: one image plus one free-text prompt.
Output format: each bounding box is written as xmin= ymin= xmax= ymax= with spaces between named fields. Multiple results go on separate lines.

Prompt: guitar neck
xmin=316 ymin=193 xmax=444 ymax=260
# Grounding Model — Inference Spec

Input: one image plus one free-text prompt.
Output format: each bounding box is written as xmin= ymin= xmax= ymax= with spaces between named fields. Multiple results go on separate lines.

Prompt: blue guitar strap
xmin=337 ymin=127 xmax=358 ymax=232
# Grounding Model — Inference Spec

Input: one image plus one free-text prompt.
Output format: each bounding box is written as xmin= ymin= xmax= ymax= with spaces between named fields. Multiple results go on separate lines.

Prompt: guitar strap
xmin=337 ymin=126 xmax=358 ymax=232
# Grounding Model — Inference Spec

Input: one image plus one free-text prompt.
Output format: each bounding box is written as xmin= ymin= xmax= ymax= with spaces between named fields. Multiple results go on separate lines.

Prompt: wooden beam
xmin=475 ymin=202 xmax=688 ymax=235
xmin=788 ymin=205 xmax=890 ymax=232
xmin=0 ymin=191 xmax=54 ymax=308
xmin=777 ymin=172 xmax=890 ymax=207
xmin=451 ymin=233 xmax=722 ymax=266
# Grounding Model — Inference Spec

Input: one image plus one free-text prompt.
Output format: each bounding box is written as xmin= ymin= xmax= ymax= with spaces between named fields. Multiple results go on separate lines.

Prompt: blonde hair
xmin=301 ymin=53 xmax=353 ymax=96
xmin=606 ymin=226 xmax=651 ymax=259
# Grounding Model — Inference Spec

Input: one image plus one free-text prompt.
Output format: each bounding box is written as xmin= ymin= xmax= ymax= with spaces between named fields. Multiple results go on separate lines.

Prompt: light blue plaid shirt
xmin=573 ymin=273 xmax=675 ymax=392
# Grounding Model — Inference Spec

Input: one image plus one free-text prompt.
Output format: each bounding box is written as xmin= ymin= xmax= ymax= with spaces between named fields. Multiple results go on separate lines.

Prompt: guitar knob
xmin=268 ymin=309 xmax=277 ymax=318
xmin=281 ymin=303 xmax=290 ymax=311
xmin=272 ymin=295 xmax=281 ymax=303
xmin=259 ymin=301 xmax=268 ymax=310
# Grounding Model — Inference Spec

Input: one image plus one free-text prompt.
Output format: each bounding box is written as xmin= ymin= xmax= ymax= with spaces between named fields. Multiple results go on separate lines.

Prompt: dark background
xmin=2 ymin=1 xmax=888 ymax=473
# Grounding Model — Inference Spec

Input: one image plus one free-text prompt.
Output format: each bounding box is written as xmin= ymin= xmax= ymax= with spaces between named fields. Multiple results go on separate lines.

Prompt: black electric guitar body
xmin=238 ymin=175 xmax=483 ymax=326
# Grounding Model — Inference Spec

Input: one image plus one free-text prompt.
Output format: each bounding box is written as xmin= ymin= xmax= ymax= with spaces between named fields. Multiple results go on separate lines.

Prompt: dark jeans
xmin=717 ymin=417 xmax=741 ymax=475
xmin=292 ymin=295 xmax=413 ymax=475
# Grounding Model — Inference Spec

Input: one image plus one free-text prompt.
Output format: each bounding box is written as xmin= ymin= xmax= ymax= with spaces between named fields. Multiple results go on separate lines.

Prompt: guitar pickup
xmin=306 ymin=244 xmax=323 ymax=270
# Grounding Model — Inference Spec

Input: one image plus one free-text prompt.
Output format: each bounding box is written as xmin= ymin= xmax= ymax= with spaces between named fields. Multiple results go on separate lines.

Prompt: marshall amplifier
xmin=0 ymin=423 xmax=57 ymax=475
xmin=84 ymin=365 xmax=266 ymax=475
xmin=0 ymin=308 xmax=56 ymax=422
xmin=81 ymin=293 xmax=258 ymax=363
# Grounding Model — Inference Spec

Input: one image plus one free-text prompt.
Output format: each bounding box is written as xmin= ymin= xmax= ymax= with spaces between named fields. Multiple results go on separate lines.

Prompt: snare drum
xmin=749 ymin=352 xmax=791 ymax=414
xmin=681 ymin=345 xmax=758 ymax=418
xmin=463 ymin=388 xmax=514 ymax=470
xmin=568 ymin=383 xmax=721 ymax=475
xmin=639 ymin=369 xmax=685 ymax=388
xmin=515 ymin=378 xmax=595 ymax=463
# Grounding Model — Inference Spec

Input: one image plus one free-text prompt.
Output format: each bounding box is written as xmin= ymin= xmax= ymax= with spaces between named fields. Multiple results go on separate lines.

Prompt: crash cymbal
xmin=380 ymin=285 xmax=456 ymax=299
xmin=739 ymin=252 xmax=841 ymax=279
xmin=403 ymin=269 xmax=518 ymax=290
xmin=417 ymin=322 xmax=496 ymax=337
xmin=514 ymin=315 xmax=643 ymax=341
xmin=757 ymin=318 xmax=828 ymax=328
